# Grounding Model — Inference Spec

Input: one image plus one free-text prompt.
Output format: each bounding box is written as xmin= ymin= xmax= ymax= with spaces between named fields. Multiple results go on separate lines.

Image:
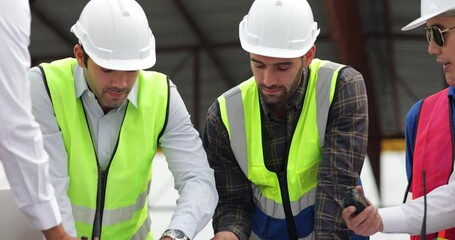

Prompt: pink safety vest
xmin=411 ymin=88 xmax=455 ymax=240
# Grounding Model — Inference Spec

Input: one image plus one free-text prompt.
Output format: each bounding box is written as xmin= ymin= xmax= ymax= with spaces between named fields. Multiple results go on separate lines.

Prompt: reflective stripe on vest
xmin=218 ymin=59 xmax=343 ymax=238
xmin=41 ymin=58 xmax=168 ymax=239
xmin=72 ymin=180 xmax=151 ymax=226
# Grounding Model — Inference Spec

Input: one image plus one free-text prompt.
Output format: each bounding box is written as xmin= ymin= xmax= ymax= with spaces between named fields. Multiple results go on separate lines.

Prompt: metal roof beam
xmin=30 ymin=6 xmax=75 ymax=47
xmin=172 ymin=0 xmax=235 ymax=87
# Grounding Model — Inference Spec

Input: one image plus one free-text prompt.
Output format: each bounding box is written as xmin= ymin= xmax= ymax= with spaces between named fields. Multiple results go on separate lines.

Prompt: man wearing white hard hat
xmin=202 ymin=0 xmax=369 ymax=239
xmin=27 ymin=0 xmax=218 ymax=239
xmin=342 ymin=0 xmax=455 ymax=238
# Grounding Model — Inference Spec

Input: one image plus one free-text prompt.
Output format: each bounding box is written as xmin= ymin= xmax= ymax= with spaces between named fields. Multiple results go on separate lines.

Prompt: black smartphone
xmin=343 ymin=187 xmax=368 ymax=215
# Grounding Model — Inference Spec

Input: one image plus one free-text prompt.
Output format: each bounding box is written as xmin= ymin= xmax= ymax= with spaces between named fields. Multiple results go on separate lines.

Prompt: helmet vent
xmin=274 ymin=1 xmax=283 ymax=7
xmin=117 ymin=0 xmax=130 ymax=17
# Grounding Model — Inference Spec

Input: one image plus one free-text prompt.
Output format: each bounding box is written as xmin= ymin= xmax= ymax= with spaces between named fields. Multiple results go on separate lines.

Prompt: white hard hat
xmin=239 ymin=0 xmax=320 ymax=58
xmin=402 ymin=0 xmax=455 ymax=31
xmin=71 ymin=0 xmax=156 ymax=70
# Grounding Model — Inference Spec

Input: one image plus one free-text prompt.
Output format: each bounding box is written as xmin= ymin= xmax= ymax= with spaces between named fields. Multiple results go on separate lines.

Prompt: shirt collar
xmin=73 ymin=64 xmax=139 ymax=108
xmin=448 ymin=85 xmax=455 ymax=98
xmin=260 ymin=67 xmax=308 ymax=118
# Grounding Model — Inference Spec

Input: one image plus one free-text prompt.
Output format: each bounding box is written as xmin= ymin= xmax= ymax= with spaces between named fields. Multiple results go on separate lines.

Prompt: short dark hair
xmin=79 ymin=44 xmax=90 ymax=68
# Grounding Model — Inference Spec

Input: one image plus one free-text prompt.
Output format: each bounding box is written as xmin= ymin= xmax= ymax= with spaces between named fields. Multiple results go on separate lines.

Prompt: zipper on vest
xmin=92 ymin=168 xmax=108 ymax=239
xmin=277 ymin=171 xmax=298 ymax=240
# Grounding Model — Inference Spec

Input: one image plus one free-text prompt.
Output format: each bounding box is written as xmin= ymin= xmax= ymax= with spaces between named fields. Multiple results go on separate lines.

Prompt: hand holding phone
xmin=343 ymin=187 xmax=368 ymax=215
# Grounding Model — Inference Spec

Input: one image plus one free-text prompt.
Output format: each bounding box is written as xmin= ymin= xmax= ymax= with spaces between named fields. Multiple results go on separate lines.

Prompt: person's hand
xmin=211 ymin=231 xmax=239 ymax=240
xmin=342 ymin=188 xmax=384 ymax=237
xmin=42 ymin=224 xmax=78 ymax=240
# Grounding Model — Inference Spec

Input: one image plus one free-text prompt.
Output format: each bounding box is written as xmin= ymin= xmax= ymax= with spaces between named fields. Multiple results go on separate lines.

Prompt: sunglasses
xmin=425 ymin=25 xmax=455 ymax=47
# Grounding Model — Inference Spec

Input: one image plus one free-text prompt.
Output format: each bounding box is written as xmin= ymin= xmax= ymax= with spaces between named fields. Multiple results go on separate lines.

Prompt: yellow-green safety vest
xmin=40 ymin=58 xmax=169 ymax=240
xmin=217 ymin=58 xmax=343 ymax=240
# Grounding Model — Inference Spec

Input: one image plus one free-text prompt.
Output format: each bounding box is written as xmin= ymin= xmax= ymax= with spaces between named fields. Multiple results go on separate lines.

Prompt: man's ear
xmin=303 ymin=45 xmax=316 ymax=67
xmin=73 ymin=44 xmax=85 ymax=67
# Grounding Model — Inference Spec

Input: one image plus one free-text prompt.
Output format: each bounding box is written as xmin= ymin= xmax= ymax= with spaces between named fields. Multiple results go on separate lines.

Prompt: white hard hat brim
xmin=240 ymin=39 xmax=310 ymax=58
xmin=401 ymin=10 xmax=446 ymax=31
xmin=402 ymin=1 xmax=455 ymax=32
xmin=90 ymin=54 xmax=156 ymax=71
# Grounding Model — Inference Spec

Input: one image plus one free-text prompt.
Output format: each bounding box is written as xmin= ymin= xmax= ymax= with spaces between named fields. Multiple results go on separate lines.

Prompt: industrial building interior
xmin=27 ymin=0 xmax=446 ymax=194
xmin=0 ymin=0 xmax=445 ymax=239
